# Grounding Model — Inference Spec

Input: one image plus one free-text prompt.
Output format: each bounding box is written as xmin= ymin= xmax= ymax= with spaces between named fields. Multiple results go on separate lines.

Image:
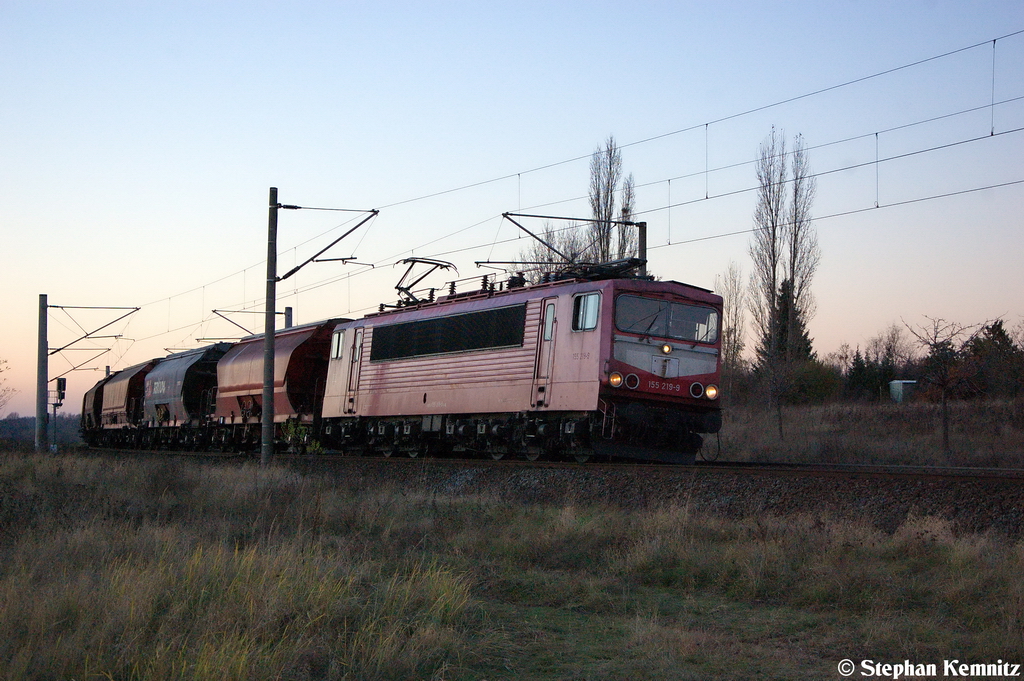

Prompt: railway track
xmin=279 ymin=450 xmax=1024 ymax=482
xmin=87 ymin=446 xmax=1024 ymax=481
xmin=692 ymin=459 xmax=1024 ymax=481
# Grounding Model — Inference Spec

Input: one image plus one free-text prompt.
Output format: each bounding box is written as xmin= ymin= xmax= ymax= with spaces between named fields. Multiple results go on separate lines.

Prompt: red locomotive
xmin=81 ymin=263 xmax=722 ymax=463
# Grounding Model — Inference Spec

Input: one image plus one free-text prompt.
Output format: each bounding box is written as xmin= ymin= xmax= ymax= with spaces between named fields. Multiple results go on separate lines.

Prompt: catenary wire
xmin=135 ymin=31 xmax=1024 ymax=314
xmin=98 ymin=29 xmax=1024 ymax=361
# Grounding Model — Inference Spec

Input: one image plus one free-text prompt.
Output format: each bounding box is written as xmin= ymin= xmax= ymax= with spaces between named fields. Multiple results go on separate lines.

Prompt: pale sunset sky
xmin=2 ymin=1 xmax=1022 ymax=416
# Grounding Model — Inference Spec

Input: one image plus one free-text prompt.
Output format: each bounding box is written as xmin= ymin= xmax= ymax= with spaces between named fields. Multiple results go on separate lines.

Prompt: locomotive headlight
xmin=661 ymin=343 xmax=672 ymax=354
xmin=609 ymin=372 xmax=624 ymax=388
xmin=705 ymin=384 xmax=719 ymax=400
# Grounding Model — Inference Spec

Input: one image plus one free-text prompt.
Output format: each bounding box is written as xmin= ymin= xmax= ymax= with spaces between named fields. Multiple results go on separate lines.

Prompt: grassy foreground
xmin=0 ymin=453 xmax=1022 ymax=680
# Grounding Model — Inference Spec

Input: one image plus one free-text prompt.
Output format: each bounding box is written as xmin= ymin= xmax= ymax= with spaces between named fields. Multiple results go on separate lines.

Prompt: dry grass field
xmin=2 ymin=406 xmax=1023 ymax=681
xmin=720 ymin=399 xmax=1024 ymax=468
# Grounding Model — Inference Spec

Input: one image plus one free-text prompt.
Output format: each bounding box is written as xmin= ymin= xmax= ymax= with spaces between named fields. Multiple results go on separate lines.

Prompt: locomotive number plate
xmin=648 ymin=380 xmax=682 ymax=392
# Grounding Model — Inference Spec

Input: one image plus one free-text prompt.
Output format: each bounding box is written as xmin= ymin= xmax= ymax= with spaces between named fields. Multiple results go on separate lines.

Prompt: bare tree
xmin=718 ymin=261 xmax=747 ymax=373
xmin=750 ymin=128 xmax=821 ymax=365
xmin=1012 ymin=319 xmax=1024 ymax=349
xmin=748 ymin=127 xmax=787 ymax=364
xmin=589 ymin=135 xmax=623 ymax=263
xmin=615 ymin=173 xmax=637 ymax=260
xmin=747 ymin=128 xmax=823 ymax=437
xmin=747 ymin=128 xmax=788 ymax=436
xmin=785 ymin=133 xmax=820 ymax=360
xmin=865 ymin=323 xmax=915 ymax=373
xmin=823 ymin=342 xmax=853 ymax=374
xmin=515 ymin=135 xmax=637 ymax=275
xmin=515 ymin=221 xmax=590 ymax=283
xmin=904 ymin=316 xmax=984 ymax=456
xmin=0 ymin=359 xmax=15 ymax=416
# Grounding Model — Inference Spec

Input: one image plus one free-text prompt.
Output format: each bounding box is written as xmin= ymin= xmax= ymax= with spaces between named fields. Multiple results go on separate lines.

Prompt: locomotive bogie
xmin=319 ymin=409 xmax=595 ymax=461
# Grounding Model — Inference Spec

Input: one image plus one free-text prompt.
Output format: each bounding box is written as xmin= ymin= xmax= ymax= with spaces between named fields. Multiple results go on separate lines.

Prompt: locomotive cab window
xmin=571 ymin=292 xmax=600 ymax=331
xmin=615 ymin=295 xmax=719 ymax=343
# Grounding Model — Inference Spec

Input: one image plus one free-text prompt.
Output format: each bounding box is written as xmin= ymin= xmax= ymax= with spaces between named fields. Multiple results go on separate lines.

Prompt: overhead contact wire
xmin=120 ymin=29 xmax=1024 ymax=350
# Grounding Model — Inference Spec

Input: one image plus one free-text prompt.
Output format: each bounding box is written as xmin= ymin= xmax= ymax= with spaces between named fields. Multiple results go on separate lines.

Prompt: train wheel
xmin=489 ymin=450 xmax=505 ymax=461
xmin=572 ymin=450 xmax=592 ymax=464
xmin=698 ymin=433 xmax=721 ymax=462
xmin=407 ymin=447 xmax=419 ymax=459
xmin=523 ymin=447 xmax=541 ymax=461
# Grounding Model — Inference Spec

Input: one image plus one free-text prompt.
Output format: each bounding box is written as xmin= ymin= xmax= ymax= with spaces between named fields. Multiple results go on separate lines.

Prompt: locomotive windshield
xmin=615 ymin=295 xmax=719 ymax=343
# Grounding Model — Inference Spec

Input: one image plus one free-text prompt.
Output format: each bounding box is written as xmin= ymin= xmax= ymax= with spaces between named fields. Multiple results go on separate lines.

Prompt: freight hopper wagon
xmin=80 ymin=323 xmax=342 ymax=451
xmin=211 ymin=320 xmax=342 ymax=451
xmin=80 ymin=359 xmax=156 ymax=447
xmin=140 ymin=343 xmax=231 ymax=449
xmin=81 ymin=345 xmax=230 ymax=449
xmin=319 ymin=276 xmax=722 ymax=463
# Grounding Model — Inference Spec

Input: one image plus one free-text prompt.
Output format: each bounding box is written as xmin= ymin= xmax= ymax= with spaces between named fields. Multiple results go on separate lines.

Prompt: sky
xmin=2 ymin=0 xmax=1023 ymax=418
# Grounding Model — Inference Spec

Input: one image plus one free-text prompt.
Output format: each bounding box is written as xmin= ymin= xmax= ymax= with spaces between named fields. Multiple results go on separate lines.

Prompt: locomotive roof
xmin=364 ymin=274 xmax=720 ymax=321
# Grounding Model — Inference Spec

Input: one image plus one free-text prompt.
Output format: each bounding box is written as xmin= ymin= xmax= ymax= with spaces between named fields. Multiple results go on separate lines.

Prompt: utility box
xmin=889 ymin=380 xmax=917 ymax=403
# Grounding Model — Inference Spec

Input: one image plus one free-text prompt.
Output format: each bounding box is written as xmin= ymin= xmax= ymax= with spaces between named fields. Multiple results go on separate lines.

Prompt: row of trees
xmin=723 ymin=126 xmax=1024 ymax=408
xmin=0 ymin=412 xmax=81 ymax=447
xmin=722 ymin=317 xmax=1024 ymax=452
xmin=725 ymin=318 xmax=1024 ymax=404
xmin=719 ymin=125 xmax=1024 ymax=454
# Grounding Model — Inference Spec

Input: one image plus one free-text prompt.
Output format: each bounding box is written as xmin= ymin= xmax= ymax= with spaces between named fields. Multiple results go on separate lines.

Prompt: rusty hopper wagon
xmin=212 ymin=320 xmax=342 ymax=452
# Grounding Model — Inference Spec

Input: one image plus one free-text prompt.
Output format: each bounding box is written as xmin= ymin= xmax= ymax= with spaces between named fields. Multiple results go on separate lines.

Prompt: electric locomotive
xmin=318 ymin=262 xmax=722 ymax=463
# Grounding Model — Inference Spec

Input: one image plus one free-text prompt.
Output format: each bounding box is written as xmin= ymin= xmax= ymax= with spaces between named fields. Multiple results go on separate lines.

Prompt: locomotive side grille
xmin=370 ymin=304 xmax=527 ymax=362
xmin=353 ymin=302 xmax=542 ymax=414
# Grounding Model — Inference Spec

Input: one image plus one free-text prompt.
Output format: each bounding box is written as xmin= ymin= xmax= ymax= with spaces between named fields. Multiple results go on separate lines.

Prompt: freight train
xmin=81 ymin=261 xmax=723 ymax=463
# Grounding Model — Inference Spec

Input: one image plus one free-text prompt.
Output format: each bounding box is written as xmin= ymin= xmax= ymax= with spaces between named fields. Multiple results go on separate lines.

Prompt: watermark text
xmin=837 ymin=659 xmax=1021 ymax=678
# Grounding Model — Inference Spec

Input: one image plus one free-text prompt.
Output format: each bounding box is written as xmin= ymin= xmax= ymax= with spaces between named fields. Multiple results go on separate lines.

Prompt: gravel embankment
xmin=294 ymin=457 xmax=1024 ymax=538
